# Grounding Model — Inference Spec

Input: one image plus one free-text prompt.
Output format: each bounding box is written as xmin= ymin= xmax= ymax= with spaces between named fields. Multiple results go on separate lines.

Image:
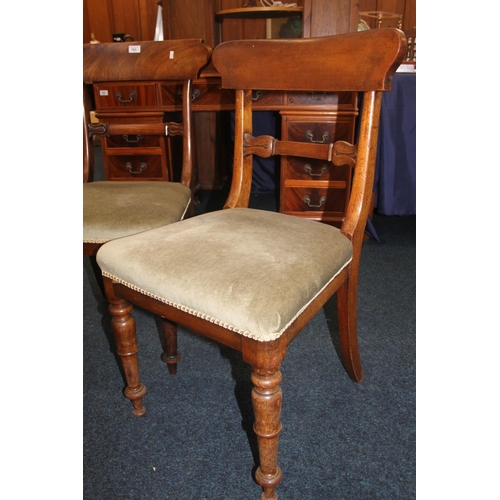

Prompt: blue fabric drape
xmin=374 ymin=73 xmax=416 ymax=216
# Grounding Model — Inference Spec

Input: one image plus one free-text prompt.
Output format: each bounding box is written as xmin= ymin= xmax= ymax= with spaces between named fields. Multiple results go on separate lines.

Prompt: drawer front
xmin=94 ymin=84 xmax=158 ymax=110
xmin=282 ymin=187 xmax=348 ymax=216
xmin=286 ymin=119 xmax=352 ymax=144
xmin=105 ymin=134 xmax=161 ymax=149
xmin=250 ymin=90 xmax=285 ymax=107
xmin=285 ymin=157 xmax=351 ymax=183
xmin=159 ymin=82 xmax=234 ymax=108
xmin=286 ymin=91 xmax=355 ymax=107
xmin=192 ymin=83 xmax=234 ymax=107
xmin=280 ymin=115 xmax=356 ymax=224
xmin=106 ymin=155 xmax=165 ymax=180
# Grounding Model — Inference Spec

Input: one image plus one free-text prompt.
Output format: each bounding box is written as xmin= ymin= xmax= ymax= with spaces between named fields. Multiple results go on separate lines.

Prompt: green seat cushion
xmin=96 ymin=208 xmax=353 ymax=342
xmin=83 ymin=181 xmax=191 ymax=244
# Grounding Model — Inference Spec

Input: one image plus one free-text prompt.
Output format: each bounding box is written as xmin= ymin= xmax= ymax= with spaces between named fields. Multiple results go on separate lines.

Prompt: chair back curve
xmin=212 ymin=29 xmax=406 ymax=92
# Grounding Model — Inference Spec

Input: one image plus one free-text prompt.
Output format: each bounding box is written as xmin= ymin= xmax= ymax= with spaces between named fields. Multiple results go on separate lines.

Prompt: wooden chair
xmin=94 ymin=29 xmax=406 ymax=500
xmin=83 ymin=39 xmax=211 ymax=257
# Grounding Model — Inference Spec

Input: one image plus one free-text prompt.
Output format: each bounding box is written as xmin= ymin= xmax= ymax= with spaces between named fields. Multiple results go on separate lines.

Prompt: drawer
xmin=285 ymin=119 xmax=352 ymax=144
xmin=285 ymin=157 xmax=351 ymax=182
xmin=250 ymin=90 xmax=285 ymax=107
xmin=105 ymin=134 xmax=162 ymax=149
xmin=159 ymin=82 xmax=234 ymax=108
xmin=106 ymin=155 xmax=165 ymax=180
xmin=281 ymin=187 xmax=348 ymax=216
xmin=286 ymin=91 xmax=356 ymax=107
xmin=94 ymin=83 xmax=158 ymax=110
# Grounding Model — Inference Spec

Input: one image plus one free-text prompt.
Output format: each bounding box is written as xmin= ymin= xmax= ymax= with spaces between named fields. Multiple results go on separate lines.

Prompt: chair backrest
xmin=83 ymin=39 xmax=211 ymax=186
xmin=212 ymin=28 xmax=406 ymax=250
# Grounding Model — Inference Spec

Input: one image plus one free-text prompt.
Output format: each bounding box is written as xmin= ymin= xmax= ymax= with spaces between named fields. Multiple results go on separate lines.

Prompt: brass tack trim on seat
xmin=84 ymin=237 xmax=111 ymax=244
xmin=101 ymin=270 xmax=256 ymax=337
xmin=100 ymin=257 xmax=351 ymax=343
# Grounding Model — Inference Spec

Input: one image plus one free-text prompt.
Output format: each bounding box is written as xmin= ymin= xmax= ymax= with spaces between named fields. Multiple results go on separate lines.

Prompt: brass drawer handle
xmin=252 ymin=90 xmax=263 ymax=101
xmin=122 ymin=134 xmax=143 ymax=143
xmin=306 ymin=130 xmax=329 ymax=144
xmin=304 ymin=164 xmax=329 ymax=177
xmin=304 ymin=195 xmax=326 ymax=208
xmin=125 ymin=162 xmax=147 ymax=174
xmin=115 ymin=90 xmax=137 ymax=103
xmin=176 ymin=88 xmax=201 ymax=101
xmin=308 ymin=91 xmax=328 ymax=100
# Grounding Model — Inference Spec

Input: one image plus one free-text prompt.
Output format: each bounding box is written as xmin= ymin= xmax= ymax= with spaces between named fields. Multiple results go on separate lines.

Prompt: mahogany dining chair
xmin=94 ymin=29 xmax=406 ymax=499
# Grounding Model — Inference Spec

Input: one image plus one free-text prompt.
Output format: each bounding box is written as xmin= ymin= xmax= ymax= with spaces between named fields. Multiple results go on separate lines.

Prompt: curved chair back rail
xmin=213 ymin=29 xmax=406 ymax=92
xmin=83 ymin=39 xmax=211 ymax=82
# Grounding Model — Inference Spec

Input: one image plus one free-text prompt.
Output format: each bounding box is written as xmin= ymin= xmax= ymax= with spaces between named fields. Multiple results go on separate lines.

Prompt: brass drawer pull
xmin=125 ymin=162 xmax=147 ymax=174
xmin=122 ymin=134 xmax=143 ymax=143
xmin=176 ymin=88 xmax=201 ymax=100
xmin=308 ymin=91 xmax=328 ymax=100
xmin=252 ymin=90 xmax=263 ymax=101
xmin=306 ymin=130 xmax=329 ymax=144
xmin=115 ymin=90 xmax=137 ymax=103
xmin=304 ymin=164 xmax=328 ymax=177
xmin=304 ymin=195 xmax=326 ymax=208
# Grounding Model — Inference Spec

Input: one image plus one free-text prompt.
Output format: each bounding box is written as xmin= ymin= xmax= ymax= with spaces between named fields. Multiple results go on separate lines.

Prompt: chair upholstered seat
xmin=96 ymin=208 xmax=353 ymax=342
xmin=83 ymin=181 xmax=192 ymax=244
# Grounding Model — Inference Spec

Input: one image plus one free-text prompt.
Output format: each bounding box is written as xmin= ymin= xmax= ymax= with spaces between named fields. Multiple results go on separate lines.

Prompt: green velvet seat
xmin=97 ymin=207 xmax=352 ymax=342
xmin=83 ymin=181 xmax=191 ymax=245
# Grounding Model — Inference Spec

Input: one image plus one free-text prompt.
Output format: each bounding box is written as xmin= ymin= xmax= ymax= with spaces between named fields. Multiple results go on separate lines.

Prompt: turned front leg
xmin=251 ymin=369 xmax=283 ymax=500
xmin=160 ymin=316 xmax=181 ymax=375
xmin=108 ymin=297 xmax=147 ymax=417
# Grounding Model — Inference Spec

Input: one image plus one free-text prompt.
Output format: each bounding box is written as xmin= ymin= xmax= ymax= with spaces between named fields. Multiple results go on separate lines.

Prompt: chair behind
xmin=83 ymin=39 xmax=211 ymax=256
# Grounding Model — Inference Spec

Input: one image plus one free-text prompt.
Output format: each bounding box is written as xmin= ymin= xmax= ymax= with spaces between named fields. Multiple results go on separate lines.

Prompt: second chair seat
xmin=96 ymin=208 xmax=353 ymax=342
xmin=83 ymin=181 xmax=191 ymax=245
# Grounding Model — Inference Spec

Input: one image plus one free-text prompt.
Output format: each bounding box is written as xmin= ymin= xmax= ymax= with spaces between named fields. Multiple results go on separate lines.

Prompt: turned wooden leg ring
xmin=161 ymin=352 xmax=182 ymax=375
xmin=256 ymin=466 xmax=283 ymax=500
xmin=124 ymin=384 xmax=147 ymax=417
xmin=108 ymin=296 xmax=147 ymax=416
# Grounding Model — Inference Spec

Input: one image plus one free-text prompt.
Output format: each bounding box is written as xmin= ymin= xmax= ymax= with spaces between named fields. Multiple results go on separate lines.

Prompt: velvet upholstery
xmin=83 ymin=181 xmax=191 ymax=244
xmin=96 ymin=208 xmax=352 ymax=342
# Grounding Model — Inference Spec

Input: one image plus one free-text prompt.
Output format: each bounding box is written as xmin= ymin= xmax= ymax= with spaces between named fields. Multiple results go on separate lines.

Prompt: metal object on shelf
xmin=359 ymin=11 xmax=402 ymax=29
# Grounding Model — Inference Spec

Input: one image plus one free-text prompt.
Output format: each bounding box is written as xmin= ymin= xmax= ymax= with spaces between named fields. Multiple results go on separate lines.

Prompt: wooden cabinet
xmin=84 ymin=1 xmax=416 ymax=46
xmin=92 ymin=82 xmax=170 ymax=181
xmin=83 ymin=0 xmax=159 ymax=43
xmin=358 ymin=0 xmax=416 ymax=37
xmin=280 ymin=91 xmax=357 ymax=226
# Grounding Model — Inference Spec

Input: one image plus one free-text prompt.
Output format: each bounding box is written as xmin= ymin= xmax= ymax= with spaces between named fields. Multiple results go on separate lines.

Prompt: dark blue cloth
xmin=374 ymin=73 xmax=416 ymax=216
xmin=229 ymin=111 xmax=280 ymax=194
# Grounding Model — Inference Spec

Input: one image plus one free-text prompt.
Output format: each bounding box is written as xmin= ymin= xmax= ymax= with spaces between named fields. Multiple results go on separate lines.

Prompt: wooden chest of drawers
xmin=93 ymin=82 xmax=170 ymax=181
xmin=91 ymin=79 xmax=359 ymax=215
xmin=279 ymin=92 xmax=358 ymax=227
